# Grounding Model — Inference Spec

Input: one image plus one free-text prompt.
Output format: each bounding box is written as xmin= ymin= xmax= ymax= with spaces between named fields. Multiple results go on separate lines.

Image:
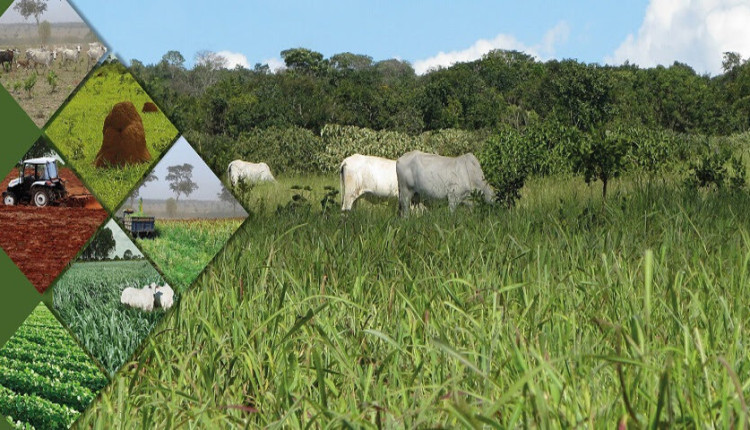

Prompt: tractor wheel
xmin=3 ymin=193 xmax=16 ymax=206
xmin=33 ymin=189 xmax=50 ymax=207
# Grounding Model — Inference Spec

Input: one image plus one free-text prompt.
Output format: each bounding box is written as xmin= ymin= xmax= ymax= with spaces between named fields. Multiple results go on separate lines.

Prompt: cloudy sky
xmin=134 ymin=136 xmax=226 ymax=201
xmin=66 ymin=0 xmax=750 ymax=75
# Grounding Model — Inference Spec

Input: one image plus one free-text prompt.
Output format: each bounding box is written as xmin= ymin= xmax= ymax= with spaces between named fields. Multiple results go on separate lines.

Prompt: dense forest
xmin=125 ymin=48 xmax=750 ymax=202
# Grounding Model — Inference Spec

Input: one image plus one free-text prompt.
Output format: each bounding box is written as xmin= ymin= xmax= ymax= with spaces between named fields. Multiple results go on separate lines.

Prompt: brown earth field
xmin=0 ymin=43 xmax=101 ymax=127
xmin=0 ymin=168 xmax=107 ymax=293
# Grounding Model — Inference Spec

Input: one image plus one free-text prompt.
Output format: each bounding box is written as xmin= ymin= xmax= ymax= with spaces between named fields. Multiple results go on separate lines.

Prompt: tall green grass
xmin=53 ymin=260 xmax=168 ymax=376
xmin=44 ymin=63 xmax=179 ymax=211
xmin=135 ymin=219 xmax=245 ymax=292
xmin=76 ymin=176 xmax=750 ymax=428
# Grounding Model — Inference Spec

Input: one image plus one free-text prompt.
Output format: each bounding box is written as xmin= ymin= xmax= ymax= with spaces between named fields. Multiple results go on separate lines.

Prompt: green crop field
xmin=135 ymin=219 xmax=245 ymax=292
xmin=53 ymin=260 xmax=169 ymax=376
xmin=75 ymin=173 xmax=750 ymax=428
xmin=0 ymin=303 xmax=107 ymax=430
xmin=44 ymin=62 xmax=179 ymax=211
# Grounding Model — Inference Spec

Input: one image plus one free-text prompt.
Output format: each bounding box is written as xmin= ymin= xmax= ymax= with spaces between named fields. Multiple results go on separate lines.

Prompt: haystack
xmin=94 ymin=101 xmax=151 ymax=168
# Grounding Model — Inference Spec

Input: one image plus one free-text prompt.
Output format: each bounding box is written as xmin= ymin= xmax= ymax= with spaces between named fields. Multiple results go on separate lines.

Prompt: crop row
xmin=0 ymin=366 xmax=95 ymax=411
xmin=0 ymin=356 xmax=107 ymax=393
xmin=0 ymin=343 xmax=101 ymax=375
xmin=0 ymin=383 xmax=78 ymax=430
xmin=11 ymin=326 xmax=83 ymax=352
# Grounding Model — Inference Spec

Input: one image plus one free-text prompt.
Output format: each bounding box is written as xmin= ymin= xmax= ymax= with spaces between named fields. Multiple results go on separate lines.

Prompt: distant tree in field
xmin=217 ymin=186 xmax=238 ymax=215
xmin=81 ymin=227 xmax=116 ymax=260
xmin=123 ymin=249 xmax=133 ymax=260
xmin=166 ymin=163 xmax=198 ymax=201
xmin=573 ymin=126 xmax=629 ymax=203
xmin=129 ymin=171 xmax=158 ymax=209
xmin=165 ymin=198 xmax=177 ymax=217
xmin=38 ymin=20 xmax=51 ymax=45
xmin=13 ymin=0 xmax=48 ymax=27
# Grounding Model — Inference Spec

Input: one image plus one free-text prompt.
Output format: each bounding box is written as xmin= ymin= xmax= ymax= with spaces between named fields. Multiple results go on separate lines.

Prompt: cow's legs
xmin=399 ymin=189 xmax=413 ymax=217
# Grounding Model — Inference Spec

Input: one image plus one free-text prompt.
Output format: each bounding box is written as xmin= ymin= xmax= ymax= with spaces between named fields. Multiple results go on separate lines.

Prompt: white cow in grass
xmin=227 ymin=160 xmax=276 ymax=187
xmin=396 ymin=151 xmax=495 ymax=216
xmin=120 ymin=284 xmax=156 ymax=312
xmin=339 ymin=154 xmax=399 ymax=211
xmin=154 ymin=284 xmax=174 ymax=310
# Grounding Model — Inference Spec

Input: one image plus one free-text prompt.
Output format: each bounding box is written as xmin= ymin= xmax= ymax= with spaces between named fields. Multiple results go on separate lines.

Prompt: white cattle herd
xmin=120 ymin=282 xmax=174 ymax=312
xmin=0 ymin=42 xmax=107 ymax=72
xmin=229 ymin=151 xmax=495 ymax=216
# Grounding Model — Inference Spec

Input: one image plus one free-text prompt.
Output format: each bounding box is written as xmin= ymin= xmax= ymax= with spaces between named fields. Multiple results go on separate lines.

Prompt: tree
xmin=573 ymin=126 xmax=629 ymax=203
xmin=80 ymin=227 xmax=116 ymax=260
xmin=160 ymin=50 xmax=185 ymax=79
xmin=329 ymin=52 xmax=373 ymax=71
xmin=165 ymin=163 xmax=198 ymax=201
xmin=123 ymin=249 xmax=133 ymax=260
xmin=38 ymin=20 xmax=51 ymax=46
xmin=281 ymin=48 xmax=326 ymax=75
xmin=13 ymin=0 xmax=47 ymax=27
xmin=129 ymin=171 xmax=158 ymax=209
xmin=193 ymin=50 xmax=228 ymax=93
xmin=217 ymin=185 xmax=238 ymax=215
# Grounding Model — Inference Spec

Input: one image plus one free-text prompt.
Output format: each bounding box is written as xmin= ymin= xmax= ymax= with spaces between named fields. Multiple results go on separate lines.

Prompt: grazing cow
xmin=16 ymin=59 xmax=29 ymax=70
xmin=120 ymin=284 xmax=156 ymax=312
xmin=87 ymin=44 xmax=107 ymax=67
xmin=58 ymin=48 xmax=80 ymax=68
xmin=339 ymin=154 xmax=399 ymax=211
xmin=26 ymin=48 xmax=55 ymax=69
xmin=396 ymin=151 xmax=495 ymax=216
xmin=227 ymin=160 xmax=276 ymax=186
xmin=0 ymin=49 xmax=14 ymax=71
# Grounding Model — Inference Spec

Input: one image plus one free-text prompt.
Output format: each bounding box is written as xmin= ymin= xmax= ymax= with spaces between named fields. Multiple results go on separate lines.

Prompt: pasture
xmin=44 ymin=62 xmax=179 ymax=211
xmin=0 ymin=22 xmax=101 ymax=126
xmin=53 ymin=260 xmax=169 ymax=376
xmin=134 ymin=219 xmax=245 ymax=292
xmin=74 ymin=171 xmax=750 ymax=428
xmin=0 ymin=303 xmax=107 ymax=430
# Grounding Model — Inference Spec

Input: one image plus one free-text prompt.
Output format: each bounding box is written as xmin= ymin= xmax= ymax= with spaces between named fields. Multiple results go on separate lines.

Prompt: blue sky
xmin=66 ymin=0 xmax=750 ymax=75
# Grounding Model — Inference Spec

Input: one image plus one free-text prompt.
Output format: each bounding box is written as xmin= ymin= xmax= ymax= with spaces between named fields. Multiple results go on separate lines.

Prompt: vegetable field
xmin=44 ymin=62 xmax=179 ymax=211
xmin=135 ymin=219 xmax=245 ymax=292
xmin=53 ymin=260 xmax=168 ymax=376
xmin=75 ymin=172 xmax=750 ymax=428
xmin=0 ymin=303 xmax=107 ymax=430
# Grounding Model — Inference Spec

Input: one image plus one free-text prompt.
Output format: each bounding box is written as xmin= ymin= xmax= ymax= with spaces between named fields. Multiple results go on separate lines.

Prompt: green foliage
xmin=135 ymin=219 xmax=242 ymax=291
xmin=0 ymin=304 xmax=106 ymax=430
xmin=46 ymin=69 xmax=57 ymax=93
xmin=44 ymin=62 xmax=179 ymax=211
xmin=23 ymin=72 xmax=36 ymax=98
xmin=478 ymin=127 xmax=533 ymax=207
xmin=573 ymin=126 xmax=630 ymax=200
xmin=53 ymin=261 xmax=168 ymax=375
xmin=165 ymin=163 xmax=199 ymax=200
xmin=685 ymin=140 xmax=747 ymax=190
xmin=80 ymin=226 xmax=116 ymax=260
xmin=77 ymin=175 xmax=750 ymax=428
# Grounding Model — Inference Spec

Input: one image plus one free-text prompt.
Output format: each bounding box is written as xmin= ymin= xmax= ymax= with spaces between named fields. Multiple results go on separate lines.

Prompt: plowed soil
xmin=0 ymin=168 xmax=107 ymax=293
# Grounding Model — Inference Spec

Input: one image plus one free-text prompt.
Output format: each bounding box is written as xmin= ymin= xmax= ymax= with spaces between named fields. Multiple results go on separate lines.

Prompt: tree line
xmin=126 ymin=48 xmax=750 ymax=204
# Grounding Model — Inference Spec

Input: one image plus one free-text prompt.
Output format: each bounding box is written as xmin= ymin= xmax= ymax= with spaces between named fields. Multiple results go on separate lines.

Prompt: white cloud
xmin=216 ymin=50 xmax=250 ymax=69
xmin=608 ymin=0 xmax=750 ymax=75
xmin=412 ymin=21 xmax=570 ymax=75
xmin=262 ymin=57 xmax=286 ymax=73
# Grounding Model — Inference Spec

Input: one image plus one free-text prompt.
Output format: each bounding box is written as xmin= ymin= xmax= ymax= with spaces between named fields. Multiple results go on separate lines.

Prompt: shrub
xmin=478 ymin=127 xmax=534 ymax=208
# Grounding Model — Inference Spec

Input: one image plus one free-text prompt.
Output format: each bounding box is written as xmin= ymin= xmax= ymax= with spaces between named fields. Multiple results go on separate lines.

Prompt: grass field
xmin=44 ymin=62 xmax=179 ymax=211
xmin=52 ymin=260 xmax=169 ymax=376
xmin=74 ymin=173 xmax=750 ymax=428
xmin=0 ymin=303 xmax=107 ymax=430
xmin=134 ymin=219 xmax=245 ymax=292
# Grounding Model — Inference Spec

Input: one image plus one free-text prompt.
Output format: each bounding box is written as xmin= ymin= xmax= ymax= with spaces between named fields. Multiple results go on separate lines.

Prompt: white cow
xmin=227 ymin=160 xmax=276 ymax=187
xmin=154 ymin=283 xmax=174 ymax=310
xmin=25 ymin=48 xmax=55 ymax=69
xmin=58 ymin=47 xmax=80 ymax=69
xmin=339 ymin=154 xmax=399 ymax=211
xmin=87 ymin=44 xmax=107 ymax=67
xmin=396 ymin=151 xmax=495 ymax=216
xmin=120 ymin=284 xmax=156 ymax=312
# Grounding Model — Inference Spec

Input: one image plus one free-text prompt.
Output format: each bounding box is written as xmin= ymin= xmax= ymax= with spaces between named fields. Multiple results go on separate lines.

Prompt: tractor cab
xmin=3 ymin=158 xmax=67 ymax=207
